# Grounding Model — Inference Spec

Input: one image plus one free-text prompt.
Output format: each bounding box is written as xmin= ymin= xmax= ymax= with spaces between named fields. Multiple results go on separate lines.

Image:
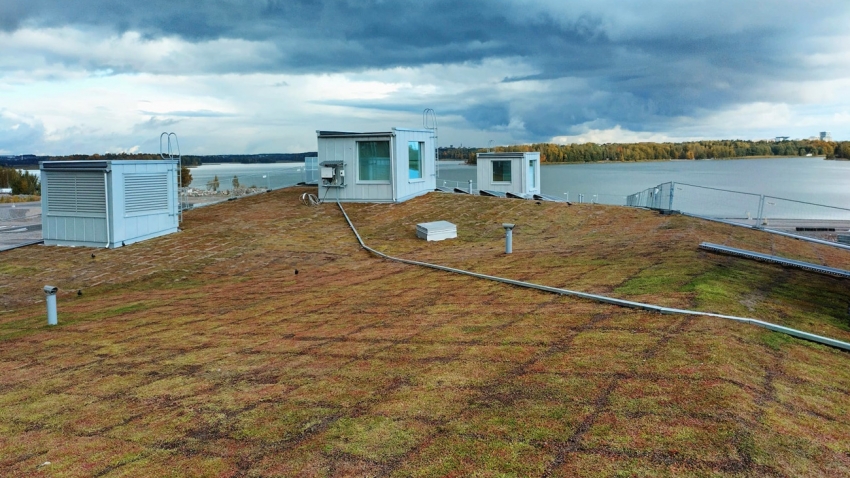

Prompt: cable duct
xmin=336 ymin=202 xmax=850 ymax=352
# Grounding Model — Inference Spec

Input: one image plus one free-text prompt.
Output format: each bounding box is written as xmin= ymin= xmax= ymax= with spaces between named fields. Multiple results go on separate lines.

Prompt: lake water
xmin=186 ymin=163 xmax=305 ymax=191
xmin=23 ymin=157 xmax=850 ymax=209
xmin=436 ymin=157 xmax=850 ymax=209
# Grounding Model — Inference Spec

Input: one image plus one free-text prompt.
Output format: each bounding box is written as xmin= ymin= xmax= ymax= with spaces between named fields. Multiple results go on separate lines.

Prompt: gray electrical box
xmin=319 ymin=161 xmax=345 ymax=188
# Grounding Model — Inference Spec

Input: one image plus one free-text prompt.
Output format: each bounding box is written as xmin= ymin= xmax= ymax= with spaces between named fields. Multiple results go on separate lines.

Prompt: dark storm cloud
xmin=456 ymin=103 xmax=512 ymax=130
xmin=0 ymin=0 xmax=614 ymax=71
xmin=3 ymin=0 xmax=847 ymax=141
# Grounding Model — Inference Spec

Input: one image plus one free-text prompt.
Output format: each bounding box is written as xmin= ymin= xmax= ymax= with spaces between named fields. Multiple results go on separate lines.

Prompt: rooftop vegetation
xmin=1 ymin=188 xmax=848 ymax=476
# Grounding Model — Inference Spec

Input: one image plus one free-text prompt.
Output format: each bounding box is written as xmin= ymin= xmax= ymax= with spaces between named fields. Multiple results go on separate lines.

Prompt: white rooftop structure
xmin=40 ymin=160 xmax=179 ymax=248
xmin=316 ymin=128 xmax=436 ymax=203
xmin=476 ymin=152 xmax=541 ymax=198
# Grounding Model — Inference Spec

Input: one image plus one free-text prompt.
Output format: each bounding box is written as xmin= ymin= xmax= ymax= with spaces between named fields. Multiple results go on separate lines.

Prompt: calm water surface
xmin=25 ymin=157 xmax=850 ymax=207
xmin=187 ymin=163 xmax=304 ymax=191
xmin=437 ymin=157 xmax=850 ymax=207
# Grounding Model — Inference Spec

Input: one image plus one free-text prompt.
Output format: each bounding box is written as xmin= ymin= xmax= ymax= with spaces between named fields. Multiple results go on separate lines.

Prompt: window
xmin=492 ymin=160 xmax=511 ymax=182
xmin=408 ymin=141 xmax=424 ymax=180
xmin=358 ymin=141 xmax=391 ymax=181
xmin=528 ymin=160 xmax=537 ymax=188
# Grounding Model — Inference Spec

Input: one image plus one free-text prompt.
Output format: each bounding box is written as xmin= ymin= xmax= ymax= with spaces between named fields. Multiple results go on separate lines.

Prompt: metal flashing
xmin=316 ymin=131 xmax=394 ymax=138
xmin=41 ymin=161 xmax=110 ymax=172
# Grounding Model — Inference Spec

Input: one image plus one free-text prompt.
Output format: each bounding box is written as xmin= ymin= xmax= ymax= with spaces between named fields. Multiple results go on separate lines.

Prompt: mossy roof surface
xmin=1 ymin=187 xmax=849 ymax=477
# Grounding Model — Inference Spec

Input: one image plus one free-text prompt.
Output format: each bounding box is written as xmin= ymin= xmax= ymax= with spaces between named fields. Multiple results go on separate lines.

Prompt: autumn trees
xmin=442 ymin=139 xmax=844 ymax=164
xmin=0 ymin=167 xmax=40 ymax=195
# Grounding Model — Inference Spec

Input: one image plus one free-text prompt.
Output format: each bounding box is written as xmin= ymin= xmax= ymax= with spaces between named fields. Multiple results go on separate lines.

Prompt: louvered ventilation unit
xmin=125 ymin=173 xmax=169 ymax=213
xmin=46 ymin=172 xmax=107 ymax=214
xmin=40 ymin=160 xmax=179 ymax=248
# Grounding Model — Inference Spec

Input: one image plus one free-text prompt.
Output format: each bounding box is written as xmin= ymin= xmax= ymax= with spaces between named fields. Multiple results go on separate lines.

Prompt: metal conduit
xmin=657 ymin=212 xmax=850 ymax=252
xmin=0 ymin=240 xmax=44 ymax=252
xmin=680 ymin=212 xmax=850 ymax=252
xmin=700 ymin=242 xmax=850 ymax=279
xmin=336 ymin=202 xmax=850 ymax=352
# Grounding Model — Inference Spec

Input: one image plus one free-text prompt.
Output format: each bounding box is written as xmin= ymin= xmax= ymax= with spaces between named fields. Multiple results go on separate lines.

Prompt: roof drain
xmin=335 ymin=202 xmax=850 ymax=352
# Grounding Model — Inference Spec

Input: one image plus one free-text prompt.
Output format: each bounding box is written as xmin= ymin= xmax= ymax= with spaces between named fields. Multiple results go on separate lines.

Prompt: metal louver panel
xmin=125 ymin=173 xmax=169 ymax=213
xmin=46 ymin=172 xmax=106 ymax=215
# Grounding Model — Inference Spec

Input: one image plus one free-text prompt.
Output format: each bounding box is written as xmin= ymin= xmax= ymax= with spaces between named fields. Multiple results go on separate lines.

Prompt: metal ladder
xmin=423 ymin=109 xmax=438 ymax=177
xmin=160 ymin=132 xmax=184 ymax=223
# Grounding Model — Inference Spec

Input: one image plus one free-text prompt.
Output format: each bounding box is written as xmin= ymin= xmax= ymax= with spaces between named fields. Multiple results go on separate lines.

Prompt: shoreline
xmin=540 ymin=155 xmax=824 ymax=165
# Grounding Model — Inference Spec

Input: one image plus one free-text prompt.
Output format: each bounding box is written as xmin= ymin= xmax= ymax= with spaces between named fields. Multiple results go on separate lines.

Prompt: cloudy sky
xmin=1 ymin=0 xmax=849 ymax=155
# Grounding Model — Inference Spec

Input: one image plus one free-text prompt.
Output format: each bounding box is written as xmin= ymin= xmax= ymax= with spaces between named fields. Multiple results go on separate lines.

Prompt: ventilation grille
xmin=125 ymin=173 xmax=169 ymax=213
xmin=46 ymin=172 xmax=106 ymax=214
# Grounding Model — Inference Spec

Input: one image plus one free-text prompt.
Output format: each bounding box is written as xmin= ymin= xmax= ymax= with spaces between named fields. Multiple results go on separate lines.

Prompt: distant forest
xmin=4 ymin=140 xmax=850 ymax=170
xmin=441 ymin=140 xmax=850 ymax=164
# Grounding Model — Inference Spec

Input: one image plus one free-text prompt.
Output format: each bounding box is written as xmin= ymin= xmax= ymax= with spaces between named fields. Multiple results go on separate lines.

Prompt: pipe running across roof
xmin=336 ymin=202 xmax=850 ymax=352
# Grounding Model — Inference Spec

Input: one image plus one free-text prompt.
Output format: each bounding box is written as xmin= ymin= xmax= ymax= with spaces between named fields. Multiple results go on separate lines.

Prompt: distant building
xmin=820 ymin=132 xmax=832 ymax=141
xmin=774 ymin=136 xmax=790 ymax=142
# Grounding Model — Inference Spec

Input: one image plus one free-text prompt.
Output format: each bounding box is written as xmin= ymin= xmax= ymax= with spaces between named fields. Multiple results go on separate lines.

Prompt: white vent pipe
xmin=503 ymin=223 xmax=515 ymax=254
xmin=44 ymin=286 xmax=58 ymax=325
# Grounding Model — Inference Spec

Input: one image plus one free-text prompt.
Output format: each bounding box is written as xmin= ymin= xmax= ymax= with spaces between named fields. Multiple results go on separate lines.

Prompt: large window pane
xmin=492 ymin=160 xmax=511 ymax=182
xmin=408 ymin=141 xmax=423 ymax=179
xmin=528 ymin=160 xmax=536 ymax=188
xmin=358 ymin=141 xmax=391 ymax=181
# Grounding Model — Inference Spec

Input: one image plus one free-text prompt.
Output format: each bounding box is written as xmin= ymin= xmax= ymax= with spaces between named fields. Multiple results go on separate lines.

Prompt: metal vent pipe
xmin=336 ymin=202 xmax=850 ymax=352
xmin=503 ymin=223 xmax=515 ymax=254
xmin=44 ymin=286 xmax=58 ymax=325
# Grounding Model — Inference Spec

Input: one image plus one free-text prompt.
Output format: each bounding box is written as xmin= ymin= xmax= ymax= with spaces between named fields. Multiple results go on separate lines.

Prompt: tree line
xmin=0 ymin=167 xmax=40 ymax=195
xmin=442 ymin=139 xmax=850 ymax=164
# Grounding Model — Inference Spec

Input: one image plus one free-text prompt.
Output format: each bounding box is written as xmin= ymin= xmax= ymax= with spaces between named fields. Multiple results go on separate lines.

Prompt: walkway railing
xmin=629 ymin=182 xmax=850 ymax=221
xmin=438 ymin=179 xmax=478 ymax=193
xmin=628 ymin=181 xmax=850 ymax=243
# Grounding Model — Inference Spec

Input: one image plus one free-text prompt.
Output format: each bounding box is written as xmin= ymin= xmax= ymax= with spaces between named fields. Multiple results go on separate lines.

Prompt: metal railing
xmin=184 ymin=170 xmax=307 ymax=208
xmin=629 ymin=181 xmax=850 ymax=221
xmin=304 ymin=157 xmax=319 ymax=184
xmin=628 ymin=181 xmax=850 ymax=242
xmin=574 ymin=193 xmax=628 ymax=205
xmin=438 ymin=179 xmax=478 ymax=193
